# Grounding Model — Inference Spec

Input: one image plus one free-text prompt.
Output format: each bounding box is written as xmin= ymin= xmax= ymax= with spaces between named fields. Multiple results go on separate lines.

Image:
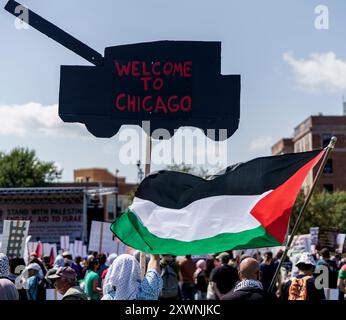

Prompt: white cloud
xmin=249 ymin=136 xmax=273 ymax=152
xmin=283 ymin=51 xmax=346 ymax=93
xmin=0 ymin=102 xmax=89 ymax=138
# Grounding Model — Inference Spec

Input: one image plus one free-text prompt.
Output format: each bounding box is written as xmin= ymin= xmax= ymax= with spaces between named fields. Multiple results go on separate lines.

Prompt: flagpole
xmin=140 ymin=133 xmax=152 ymax=278
xmin=268 ymin=136 xmax=337 ymax=293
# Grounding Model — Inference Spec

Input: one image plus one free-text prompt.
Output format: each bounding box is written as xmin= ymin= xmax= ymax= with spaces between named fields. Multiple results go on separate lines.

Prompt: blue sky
xmin=0 ymin=0 xmax=345 ymax=182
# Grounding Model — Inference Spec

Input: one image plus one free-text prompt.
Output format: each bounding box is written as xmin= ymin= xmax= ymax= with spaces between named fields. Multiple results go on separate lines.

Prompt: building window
xmin=323 ymin=159 xmax=333 ymax=174
xmin=321 ymin=133 xmax=333 ymax=148
xmin=323 ymin=184 xmax=334 ymax=193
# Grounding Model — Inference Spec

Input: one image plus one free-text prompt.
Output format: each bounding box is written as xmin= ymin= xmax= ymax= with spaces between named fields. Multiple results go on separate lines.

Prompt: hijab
xmin=102 ymin=254 xmax=141 ymax=300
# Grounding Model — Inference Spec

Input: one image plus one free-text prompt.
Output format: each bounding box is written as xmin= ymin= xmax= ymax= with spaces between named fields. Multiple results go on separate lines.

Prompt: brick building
xmin=272 ymin=113 xmax=346 ymax=193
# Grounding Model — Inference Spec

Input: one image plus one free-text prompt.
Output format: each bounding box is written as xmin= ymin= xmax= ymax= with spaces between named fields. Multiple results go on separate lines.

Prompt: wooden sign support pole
xmin=140 ymin=134 xmax=152 ymax=278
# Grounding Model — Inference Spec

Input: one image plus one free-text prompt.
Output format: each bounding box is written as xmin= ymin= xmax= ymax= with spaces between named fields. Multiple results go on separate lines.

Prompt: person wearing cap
xmin=0 ymin=253 xmax=19 ymax=300
xmin=209 ymin=252 xmax=238 ymax=300
xmin=48 ymin=267 xmax=88 ymax=300
xmin=281 ymin=252 xmax=325 ymax=300
xmin=62 ymin=251 xmax=80 ymax=278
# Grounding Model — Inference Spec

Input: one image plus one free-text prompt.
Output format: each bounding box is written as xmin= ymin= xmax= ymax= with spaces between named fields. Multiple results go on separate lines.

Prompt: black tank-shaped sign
xmin=59 ymin=41 xmax=240 ymax=140
xmin=4 ymin=1 xmax=240 ymax=141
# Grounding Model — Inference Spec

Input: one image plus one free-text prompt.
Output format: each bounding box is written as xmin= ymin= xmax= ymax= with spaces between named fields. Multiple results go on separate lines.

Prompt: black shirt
xmin=210 ymin=264 xmax=239 ymax=295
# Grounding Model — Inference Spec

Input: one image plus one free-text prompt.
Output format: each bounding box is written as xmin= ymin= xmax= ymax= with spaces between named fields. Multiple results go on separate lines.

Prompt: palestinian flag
xmin=111 ymin=149 xmax=325 ymax=255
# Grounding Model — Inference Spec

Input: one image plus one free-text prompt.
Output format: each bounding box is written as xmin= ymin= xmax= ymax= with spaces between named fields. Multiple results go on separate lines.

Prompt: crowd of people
xmin=0 ymin=247 xmax=346 ymax=301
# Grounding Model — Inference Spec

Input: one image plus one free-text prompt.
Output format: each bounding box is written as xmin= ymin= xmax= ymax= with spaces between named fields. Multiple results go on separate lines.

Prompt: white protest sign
xmin=69 ymin=243 xmax=75 ymax=258
xmin=27 ymin=242 xmax=38 ymax=254
xmin=0 ymin=220 xmax=30 ymax=258
xmin=336 ymin=234 xmax=346 ymax=253
xmin=60 ymin=236 xmax=69 ymax=251
xmin=46 ymin=289 xmax=63 ymax=300
xmin=88 ymin=221 xmax=117 ymax=254
xmin=23 ymin=235 xmax=31 ymax=265
xmin=324 ymin=288 xmax=339 ymax=300
xmin=74 ymin=240 xmax=83 ymax=257
xmin=82 ymin=245 xmax=87 ymax=257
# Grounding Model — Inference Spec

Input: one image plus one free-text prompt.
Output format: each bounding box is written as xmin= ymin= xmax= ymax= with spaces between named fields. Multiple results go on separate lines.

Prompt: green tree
xmin=0 ymin=147 xmax=62 ymax=188
xmin=290 ymin=191 xmax=346 ymax=234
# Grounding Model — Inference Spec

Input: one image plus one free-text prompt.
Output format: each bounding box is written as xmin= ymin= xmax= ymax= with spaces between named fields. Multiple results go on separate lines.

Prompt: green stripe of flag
xmin=111 ymin=209 xmax=281 ymax=255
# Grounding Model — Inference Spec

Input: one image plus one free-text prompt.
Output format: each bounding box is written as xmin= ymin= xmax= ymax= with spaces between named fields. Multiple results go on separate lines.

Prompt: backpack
xmin=160 ymin=264 xmax=179 ymax=299
xmin=288 ymin=276 xmax=311 ymax=300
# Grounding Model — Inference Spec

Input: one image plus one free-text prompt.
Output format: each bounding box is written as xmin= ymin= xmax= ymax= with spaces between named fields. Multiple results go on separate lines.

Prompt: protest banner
xmin=0 ymin=220 xmax=30 ymax=258
xmin=0 ymin=199 xmax=84 ymax=243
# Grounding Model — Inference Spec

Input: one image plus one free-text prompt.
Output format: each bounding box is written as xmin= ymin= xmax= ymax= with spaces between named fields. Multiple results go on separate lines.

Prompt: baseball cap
xmin=295 ymin=253 xmax=316 ymax=267
xmin=216 ymin=252 xmax=230 ymax=264
xmin=48 ymin=266 xmax=76 ymax=280
xmin=62 ymin=251 xmax=72 ymax=257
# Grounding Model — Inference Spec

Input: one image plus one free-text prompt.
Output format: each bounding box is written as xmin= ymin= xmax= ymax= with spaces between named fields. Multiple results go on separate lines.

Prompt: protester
xmin=9 ymin=257 xmax=27 ymax=300
xmin=179 ymin=255 xmax=196 ymax=300
xmin=260 ymin=251 xmax=279 ymax=292
xmin=29 ymin=252 xmax=47 ymax=277
xmin=84 ymin=258 xmax=102 ymax=300
xmin=159 ymin=255 xmax=180 ymax=300
xmin=102 ymin=254 xmax=162 ymax=300
xmin=74 ymin=256 xmax=84 ymax=280
xmin=54 ymin=253 xmax=65 ymax=269
xmin=209 ymin=252 xmax=239 ymax=300
xmin=316 ymin=248 xmax=338 ymax=289
xmin=222 ymin=257 xmax=269 ymax=301
xmin=81 ymin=255 xmax=94 ymax=280
xmin=48 ymin=267 xmax=88 ymax=300
xmin=97 ymin=253 xmax=108 ymax=278
xmin=43 ymin=256 xmax=53 ymax=270
xmin=337 ymin=263 xmax=346 ymax=300
xmin=62 ymin=251 xmax=80 ymax=278
xmin=101 ymin=253 xmax=118 ymax=282
xmin=25 ymin=262 xmax=45 ymax=300
xmin=206 ymin=257 xmax=218 ymax=300
xmin=281 ymin=253 xmax=325 ymax=300
xmin=0 ymin=253 xmax=19 ymax=300
xmin=194 ymin=259 xmax=208 ymax=300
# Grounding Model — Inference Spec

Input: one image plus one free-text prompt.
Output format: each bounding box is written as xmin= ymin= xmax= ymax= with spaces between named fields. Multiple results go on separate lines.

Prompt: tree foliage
xmin=0 ymin=147 xmax=62 ymax=188
xmin=290 ymin=191 xmax=346 ymax=234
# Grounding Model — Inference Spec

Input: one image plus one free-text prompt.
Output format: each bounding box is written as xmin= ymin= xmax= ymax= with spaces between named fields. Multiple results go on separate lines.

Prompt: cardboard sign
xmin=0 ymin=220 xmax=30 ymax=258
xmin=59 ymin=41 xmax=240 ymax=140
xmin=88 ymin=221 xmax=118 ymax=254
